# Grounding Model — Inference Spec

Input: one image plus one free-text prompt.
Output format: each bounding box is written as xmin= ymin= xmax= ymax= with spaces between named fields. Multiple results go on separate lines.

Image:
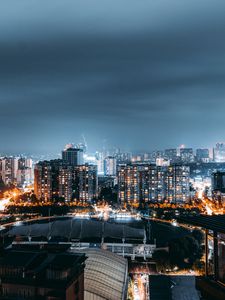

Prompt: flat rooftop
xmin=180 ymin=214 xmax=225 ymax=233
xmin=149 ymin=276 xmax=200 ymax=300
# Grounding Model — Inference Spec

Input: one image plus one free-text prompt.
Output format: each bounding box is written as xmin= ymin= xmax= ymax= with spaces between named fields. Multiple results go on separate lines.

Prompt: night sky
xmin=1 ymin=0 xmax=225 ymax=154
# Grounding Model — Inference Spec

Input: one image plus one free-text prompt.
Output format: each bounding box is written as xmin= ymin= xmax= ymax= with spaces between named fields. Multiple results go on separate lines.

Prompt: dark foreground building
xmin=181 ymin=214 xmax=225 ymax=300
xmin=0 ymin=250 xmax=85 ymax=300
xmin=149 ymin=275 xmax=200 ymax=300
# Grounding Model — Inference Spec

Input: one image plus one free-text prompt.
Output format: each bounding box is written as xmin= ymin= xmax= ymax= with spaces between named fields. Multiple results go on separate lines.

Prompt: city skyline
xmin=1 ymin=0 xmax=225 ymax=153
xmin=1 ymin=2 xmax=225 ymax=300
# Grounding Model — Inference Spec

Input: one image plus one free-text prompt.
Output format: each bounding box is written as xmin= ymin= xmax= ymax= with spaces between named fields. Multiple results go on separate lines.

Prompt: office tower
xmin=180 ymin=148 xmax=194 ymax=163
xmin=164 ymin=165 xmax=190 ymax=203
xmin=62 ymin=146 xmax=84 ymax=166
xmin=213 ymin=143 xmax=225 ymax=162
xmin=196 ymin=148 xmax=210 ymax=163
xmin=164 ymin=148 xmax=178 ymax=163
xmin=104 ymin=156 xmax=117 ymax=176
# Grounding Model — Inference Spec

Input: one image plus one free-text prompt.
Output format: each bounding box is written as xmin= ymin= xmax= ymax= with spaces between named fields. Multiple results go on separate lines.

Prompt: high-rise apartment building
xmin=34 ymin=160 xmax=97 ymax=203
xmin=118 ymin=163 xmax=190 ymax=206
xmin=139 ymin=164 xmax=165 ymax=204
xmin=117 ymin=164 xmax=139 ymax=206
xmin=164 ymin=165 xmax=190 ymax=203
xmin=34 ymin=160 xmax=61 ymax=202
xmin=77 ymin=164 xmax=98 ymax=203
xmin=0 ymin=156 xmax=33 ymax=187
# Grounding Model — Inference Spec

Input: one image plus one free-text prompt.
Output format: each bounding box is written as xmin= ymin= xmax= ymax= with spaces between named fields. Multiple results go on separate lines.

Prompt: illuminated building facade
xmin=0 ymin=156 xmax=33 ymax=186
xmin=104 ymin=156 xmax=117 ymax=176
xmin=117 ymin=164 xmax=140 ymax=206
xmin=138 ymin=164 xmax=165 ymax=204
xmin=76 ymin=164 xmax=98 ymax=203
xmin=118 ymin=164 xmax=165 ymax=206
xmin=118 ymin=164 xmax=190 ymax=206
xmin=34 ymin=160 xmax=61 ymax=202
xmin=164 ymin=165 xmax=190 ymax=203
xmin=0 ymin=157 xmax=16 ymax=185
xmin=34 ymin=160 xmax=97 ymax=203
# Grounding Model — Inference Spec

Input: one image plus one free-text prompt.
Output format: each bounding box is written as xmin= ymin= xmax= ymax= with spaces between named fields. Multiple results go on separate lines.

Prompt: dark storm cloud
xmin=1 ymin=0 xmax=225 ymax=153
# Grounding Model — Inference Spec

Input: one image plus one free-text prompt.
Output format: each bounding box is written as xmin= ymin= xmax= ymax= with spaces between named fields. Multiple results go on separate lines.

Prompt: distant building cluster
xmin=0 ymin=157 xmax=33 ymax=187
xmin=3 ymin=141 xmax=225 ymax=206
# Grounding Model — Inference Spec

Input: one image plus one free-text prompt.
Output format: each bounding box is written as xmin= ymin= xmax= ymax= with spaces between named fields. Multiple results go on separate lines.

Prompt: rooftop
xmin=180 ymin=214 xmax=225 ymax=233
xmin=72 ymin=248 xmax=128 ymax=300
xmin=5 ymin=218 xmax=145 ymax=243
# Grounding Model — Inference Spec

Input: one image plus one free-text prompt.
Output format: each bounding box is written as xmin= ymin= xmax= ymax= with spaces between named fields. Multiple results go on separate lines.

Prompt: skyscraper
xmin=164 ymin=165 xmax=190 ymax=203
xmin=62 ymin=146 xmax=84 ymax=166
xmin=117 ymin=164 xmax=140 ymax=207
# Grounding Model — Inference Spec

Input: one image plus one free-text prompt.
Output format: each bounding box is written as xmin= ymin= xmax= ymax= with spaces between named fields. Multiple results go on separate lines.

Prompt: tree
xmin=152 ymin=250 xmax=171 ymax=273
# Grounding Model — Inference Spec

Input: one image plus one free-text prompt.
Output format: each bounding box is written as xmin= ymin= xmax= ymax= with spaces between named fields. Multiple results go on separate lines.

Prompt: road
xmin=133 ymin=274 xmax=149 ymax=300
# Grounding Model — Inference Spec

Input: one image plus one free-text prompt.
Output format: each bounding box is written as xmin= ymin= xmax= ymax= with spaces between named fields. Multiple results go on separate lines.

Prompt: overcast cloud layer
xmin=1 ymin=0 xmax=225 ymax=154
